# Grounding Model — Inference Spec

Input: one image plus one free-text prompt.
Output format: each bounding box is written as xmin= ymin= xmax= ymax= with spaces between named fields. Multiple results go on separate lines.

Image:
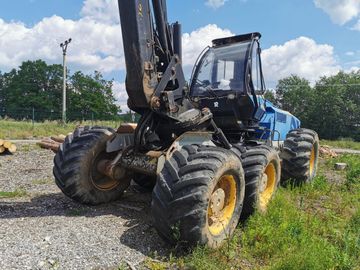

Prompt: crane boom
xmin=118 ymin=0 xmax=185 ymax=115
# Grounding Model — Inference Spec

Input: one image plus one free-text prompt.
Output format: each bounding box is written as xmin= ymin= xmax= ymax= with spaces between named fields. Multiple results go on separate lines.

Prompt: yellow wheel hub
xmin=259 ymin=163 xmax=277 ymax=211
xmin=309 ymin=145 xmax=316 ymax=176
xmin=208 ymin=175 xmax=237 ymax=236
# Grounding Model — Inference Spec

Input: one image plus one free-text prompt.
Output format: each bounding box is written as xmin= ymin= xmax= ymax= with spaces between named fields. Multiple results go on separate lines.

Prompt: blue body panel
xmin=256 ymin=97 xmax=301 ymax=141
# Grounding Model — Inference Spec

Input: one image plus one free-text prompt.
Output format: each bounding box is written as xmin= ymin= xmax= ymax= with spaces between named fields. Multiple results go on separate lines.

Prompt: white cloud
xmin=262 ymin=37 xmax=341 ymax=84
xmin=346 ymin=51 xmax=355 ymax=56
xmin=182 ymin=24 xmax=233 ymax=67
xmin=205 ymin=0 xmax=228 ymax=9
xmin=112 ymin=81 xmax=129 ymax=112
xmin=314 ymin=0 xmax=360 ymax=25
xmin=0 ymin=15 xmax=124 ymax=74
xmin=81 ymin=0 xmax=119 ymax=24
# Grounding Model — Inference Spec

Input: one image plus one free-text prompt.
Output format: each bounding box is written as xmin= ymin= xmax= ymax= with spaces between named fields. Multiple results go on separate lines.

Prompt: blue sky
xmin=0 ymin=0 xmax=359 ymax=109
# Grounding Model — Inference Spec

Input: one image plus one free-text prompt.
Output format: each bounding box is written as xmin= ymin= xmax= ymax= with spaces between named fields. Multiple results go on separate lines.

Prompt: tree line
xmin=0 ymin=60 xmax=120 ymax=121
xmin=264 ymin=72 xmax=360 ymax=141
xmin=0 ymin=60 xmax=359 ymax=141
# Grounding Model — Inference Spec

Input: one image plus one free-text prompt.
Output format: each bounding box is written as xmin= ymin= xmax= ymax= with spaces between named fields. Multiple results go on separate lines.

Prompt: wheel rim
xmin=309 ymin=145 xmax=316 ymax=177
xmin=259 ymin=162 xmax=277 ymax=210
xmin=207 ymin=175 xmax=237 ymax=236
xmin=91 ymin=152 xmax=120 ymax=191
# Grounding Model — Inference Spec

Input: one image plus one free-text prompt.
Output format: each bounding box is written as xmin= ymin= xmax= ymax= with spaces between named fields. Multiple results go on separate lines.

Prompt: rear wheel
xmin=281 ymin=128 xmax=319 ymax=185
xmin=233 ymin=144 xmax=281 ymax=218
xmin=53 ymin=126 xmax=131 ymax=205
xmin=151 ymin=145 xmax=245 ymax=248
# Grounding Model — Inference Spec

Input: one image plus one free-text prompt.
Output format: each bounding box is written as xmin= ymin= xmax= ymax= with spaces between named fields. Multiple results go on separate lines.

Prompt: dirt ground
xmin=0 ymin=144 xmax=166 ymax=270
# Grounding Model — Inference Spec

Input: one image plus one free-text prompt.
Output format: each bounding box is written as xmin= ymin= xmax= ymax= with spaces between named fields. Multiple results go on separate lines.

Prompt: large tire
xmin=53 ymin=126 xmax=131 ymax=205
xmin=280 ymin=128 xmax=319 ymax=185
xmin=151 ymin=145 xmax=245 ymax=248
xmin=233 ymin=144 xmax=281 ymax=218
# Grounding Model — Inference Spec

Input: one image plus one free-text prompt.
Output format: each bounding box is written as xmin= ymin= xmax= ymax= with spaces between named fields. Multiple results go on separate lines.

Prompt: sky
xmin=0 ymin=0 xmax=359 ymax=111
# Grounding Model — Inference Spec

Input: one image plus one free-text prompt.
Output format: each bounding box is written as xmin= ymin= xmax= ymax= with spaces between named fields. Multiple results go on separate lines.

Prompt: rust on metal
xmin=117 ymin=123 xmax=138 ymax=134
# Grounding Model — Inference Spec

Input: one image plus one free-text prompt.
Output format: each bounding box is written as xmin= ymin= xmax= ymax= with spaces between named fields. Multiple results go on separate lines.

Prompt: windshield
xmin=191 ymin=41 xmax=251 ymax=96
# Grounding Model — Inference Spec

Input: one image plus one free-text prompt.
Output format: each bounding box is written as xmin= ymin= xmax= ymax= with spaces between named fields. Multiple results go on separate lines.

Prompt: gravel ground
xmin=0 ymin=144 xmax=166 ymax=270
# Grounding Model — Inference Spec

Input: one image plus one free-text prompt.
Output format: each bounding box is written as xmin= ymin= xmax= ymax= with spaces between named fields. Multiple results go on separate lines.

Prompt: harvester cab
xmin=190 ymin=32 xmax=265 ymax=134
xmin=53 ymin=0 xmax=320 ymax=249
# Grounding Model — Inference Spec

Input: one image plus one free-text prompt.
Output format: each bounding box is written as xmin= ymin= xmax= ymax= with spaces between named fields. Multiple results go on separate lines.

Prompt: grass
xmin=0 ymin=189 xmax=28 ymax=198
xmin=321 ymin=139 xmax=360 ymax=151
xmin=147 ymin=155 xmax=360 ymax=270
xmin=0 ymin=119 xmax=122 ymax=139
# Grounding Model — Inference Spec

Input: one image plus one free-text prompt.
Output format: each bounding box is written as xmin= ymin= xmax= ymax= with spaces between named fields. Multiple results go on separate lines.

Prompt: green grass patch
xmin=321 ymin=139 xmax=360 ymax=150
xmin=0 ymin=189 xmax=28 ymax=198
xmin=0 ymin=119 xmax=121 ymax=139
xmin=150 ymin=155 xmax=360 ymax=270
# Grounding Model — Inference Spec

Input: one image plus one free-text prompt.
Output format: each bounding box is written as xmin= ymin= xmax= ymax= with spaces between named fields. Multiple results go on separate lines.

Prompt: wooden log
xmin=7 ymin=144 xmax=17 ymax=154
xmin=3 ymin=141 xmax=12 ymax=149
xmin=50 ymin=135 xmax=65 ymax=144
xmin=0 ymin=139 xmax=4 ymax=146
xmin=37 ymin=141 xmax=61 ymax=152
xmin=0 ymin=146 xmax=5 ymax=154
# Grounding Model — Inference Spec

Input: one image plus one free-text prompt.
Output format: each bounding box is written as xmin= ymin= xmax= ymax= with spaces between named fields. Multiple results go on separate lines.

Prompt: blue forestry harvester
xmin=53 ymin=0 xmax=320 ymax=248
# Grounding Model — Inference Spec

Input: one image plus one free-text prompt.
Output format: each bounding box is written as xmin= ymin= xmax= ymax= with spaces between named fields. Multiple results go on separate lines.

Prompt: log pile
xmin=37 ymin=135 xmax=66 ymax=153
xmin=319 ymin=145 xmax=338 ymax=158
xmin=0 ymin=139 xmax=17 ymax=155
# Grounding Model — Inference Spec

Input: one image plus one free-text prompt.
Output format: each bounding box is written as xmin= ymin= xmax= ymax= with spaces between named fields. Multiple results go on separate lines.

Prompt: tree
xmin=68 ymin=71 xmax=120 ymax=121
xmin=263 ymin=90 xmax=276 ymax=104
xmin=310 ymin=71 xmax=360 ymax=140
xmin=1 ymin=60 xmax=121 ymax=121
xmin=275 ymin=75 xmax=314 ymax=127
xmin=273 ymin=72 xmax=360 ymax=141
xmin=1 ymin=60 xmax=63 ymax=119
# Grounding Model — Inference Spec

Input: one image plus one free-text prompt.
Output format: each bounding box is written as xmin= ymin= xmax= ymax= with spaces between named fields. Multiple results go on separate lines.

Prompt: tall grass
xmin=0 ymin=119 xmax=121 ymax=139
xmin=150 ymin=155 xmax=360 ymax=270
xmin=321 ymin=139 xmax=360 ymax=151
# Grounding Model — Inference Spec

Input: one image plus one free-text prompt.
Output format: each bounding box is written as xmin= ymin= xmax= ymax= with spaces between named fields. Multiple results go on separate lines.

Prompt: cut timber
xmin=50 ymin=135 xmax=66 ymax=144
xmin=3 ymin=141 xmax=12 ymax=149
xmin=320 ymin=145 xmax=338 ymax=158
xmin=0 ymin=140 xmax=17 ymax=155
xmin=37 ymin=140 xmax=61 ymax=153
xmin=7 ymin=144 xmax=17 ymax=154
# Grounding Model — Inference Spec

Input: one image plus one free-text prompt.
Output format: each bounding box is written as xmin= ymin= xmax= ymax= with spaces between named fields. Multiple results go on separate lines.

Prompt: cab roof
xmin=212 ymin=32 xmax=261 ymax=47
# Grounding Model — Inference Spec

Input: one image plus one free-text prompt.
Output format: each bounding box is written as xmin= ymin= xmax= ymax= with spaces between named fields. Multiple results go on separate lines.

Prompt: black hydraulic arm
xmin=118 ymin=0 xmax=191 ymax=118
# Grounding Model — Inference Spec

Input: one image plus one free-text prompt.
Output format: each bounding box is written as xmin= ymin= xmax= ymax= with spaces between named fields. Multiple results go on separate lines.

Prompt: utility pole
xmin=60 ymin=38 xmax=72 ymax=123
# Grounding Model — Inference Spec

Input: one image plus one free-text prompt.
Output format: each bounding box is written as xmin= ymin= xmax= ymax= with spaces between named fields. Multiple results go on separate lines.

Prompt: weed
xmin=0 ymin=189 xmax=27 ymax=198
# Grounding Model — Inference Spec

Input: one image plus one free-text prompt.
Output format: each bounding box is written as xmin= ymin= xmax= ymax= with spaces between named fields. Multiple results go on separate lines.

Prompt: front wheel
xmin=151 ymin=145 xmax=245 ymax=248
xmin=53 ymin=126 xmax=131 ymax=205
